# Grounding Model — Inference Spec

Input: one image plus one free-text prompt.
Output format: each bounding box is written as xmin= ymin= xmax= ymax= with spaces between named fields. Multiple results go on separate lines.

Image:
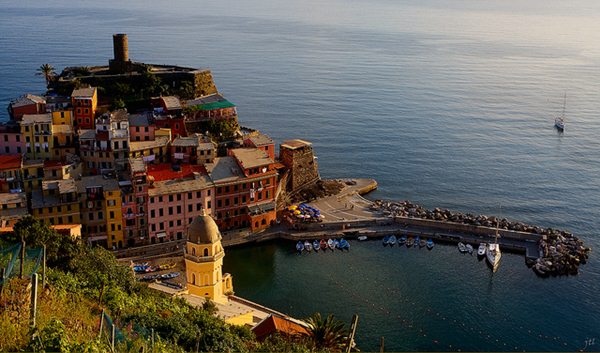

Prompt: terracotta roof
xmin=0 ymin=154 xmax=23 ymax=170
xmin=246 ymin=133 xmax=274 ymax=147
xmin=71 ymin=87 xmax=96 ymax=98
xmin=252 ymin=314 xmax=309 ymax=341
xmin=147 ymin=163 xmax=207 ymax=182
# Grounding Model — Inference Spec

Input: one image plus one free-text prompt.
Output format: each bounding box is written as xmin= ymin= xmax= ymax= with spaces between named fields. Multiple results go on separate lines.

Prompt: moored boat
xmin=398 ymin=235 xmax=407 ymax=245
xmin=389 ymin=235 xmax=397 ymax=246
xmin=426 ymin=238 xmax=434 ymax=250
xmin=486 ymin=219 xmax=502 ymax=272
xmin=296 ymin=241 xmax=304 ymax=253
xmin=339 ymin=238 xmax=350 ymax=250
xmin=554 ymin=93 xmax=567 ymax=131
xmin=383 ymin=235 xmax=391 ymax=246
xmin=333 ymin=239 xmax=340 ymax=250
xmin=327 ymin=238 xmax=335 ymax=250
xmin=458 ymin=242 xmax=467 ymax=253
xmin=477 ymin=243 xmax=487 ymax=257
xmin=406 ymin=237 xmax=414 ymax=247
xmin=320 ymin=239 xmax=328 ymax=250
xmin=358 ymin=235 xmax=368 ymax=241
xmin=466 ymin=243 xmax=474 ymax=254
xmin=313 ymin=240 xmax=320 ymax=252
xmin=304 ymin=241 xmax=312 ymax=252
xmin=419 ymin=238 xmax=426 ymax=248
xmin=414 ymin=236 xmax=420 ymax=247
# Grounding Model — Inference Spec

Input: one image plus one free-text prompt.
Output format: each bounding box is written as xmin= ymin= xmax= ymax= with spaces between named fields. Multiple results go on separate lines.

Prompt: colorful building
xmin=185 ymin=94 xmax=237 ymax=123
xmin=20 ymin=113 xmax=54 ymax=161
xmin=171 ymin=133 xmax=216 ymax=165
xmin=71 ymin=87 xmax=97 ymax=129
xmin=243 ymin=131 xmax=275 ymax=160
xmin=0 ymin=122 xmax=24 ymax=155
xmin=22 ymin=159 xmax=44 ymax=193
xmin=0 ymin=192 xmax=28 ymax=228
xmin=147 ymin=163 xmax=214 ymax=243
xmin=129 ymin=135 xmax=170 ymax=164
xmin=129 ymin=114 xmax=155 ymax=141
xmin=184 ymin=214 xmax=233 ymax=304
xmin=77 ymin=175 xmax=123 ymax=248
xmin=8 ymin=94 xmax=46 ymax=121
xmin=31 ymin=179 xmax=80 ymax=226
xmin=0 ymin=154 xmax=23 ymax=193
xmin=121 ymin=158 xmax=149 ymax=247
xmin=207 ymin=149 xmax=278 ymax=232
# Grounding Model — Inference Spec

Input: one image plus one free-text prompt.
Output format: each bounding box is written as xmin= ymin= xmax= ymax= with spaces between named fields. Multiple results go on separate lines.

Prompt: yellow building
xmin=51 ymin=110 xmax=74 ymax=126
xmin=184 ymin=214 xmax=233 ymax=304
xmin=129 ymin=135 xmax=170 ymax=164
xmin=77 ymin=175 xmax=124 ymax=249
xmin=31 ymin=179 xmax=81 ymax=226
xmin=22 ymin=159 xmax=44 ymax=193
xmin=21 ymin=113 xmax=54 ymax=161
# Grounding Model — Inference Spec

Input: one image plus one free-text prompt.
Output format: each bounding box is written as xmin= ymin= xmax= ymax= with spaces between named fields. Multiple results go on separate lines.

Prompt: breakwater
xmin=371 ymin=200 xmax=591 ymax=276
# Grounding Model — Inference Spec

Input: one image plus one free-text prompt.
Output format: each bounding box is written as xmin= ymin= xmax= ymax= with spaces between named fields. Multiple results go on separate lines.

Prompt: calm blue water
xmin=1 ymin=0 xmax=599 ymax=350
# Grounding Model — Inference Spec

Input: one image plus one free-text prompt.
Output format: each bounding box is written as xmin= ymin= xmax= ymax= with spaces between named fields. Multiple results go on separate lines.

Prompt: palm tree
xmin=304 ymin=312 xmax=348 ymax=352
xmin=36 ymin=63 xmax=55 ymax=86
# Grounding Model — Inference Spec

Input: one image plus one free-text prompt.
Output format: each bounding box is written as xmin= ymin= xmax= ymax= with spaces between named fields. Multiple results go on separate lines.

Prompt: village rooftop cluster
xmin=0 ymin=34 xmax=320 ymax=250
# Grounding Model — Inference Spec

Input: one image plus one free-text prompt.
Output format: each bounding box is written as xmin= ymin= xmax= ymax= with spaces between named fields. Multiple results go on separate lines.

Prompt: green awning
xmin=194 ymin=100 xmax=236 ymax=111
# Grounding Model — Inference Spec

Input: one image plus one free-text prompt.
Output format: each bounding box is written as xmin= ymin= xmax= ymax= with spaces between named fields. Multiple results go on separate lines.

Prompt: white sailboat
xmin=487 ymin=218 xmax=502 ymax=272
xmin=554 ymin=93 xmax=566 ymax=131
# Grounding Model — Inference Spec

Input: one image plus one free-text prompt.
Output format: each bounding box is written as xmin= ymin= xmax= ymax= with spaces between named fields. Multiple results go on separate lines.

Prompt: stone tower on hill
xmin=184 ymin=214 xmax=233 ymax=304
xmin=280 ymin=139 xmax=320 ymax=193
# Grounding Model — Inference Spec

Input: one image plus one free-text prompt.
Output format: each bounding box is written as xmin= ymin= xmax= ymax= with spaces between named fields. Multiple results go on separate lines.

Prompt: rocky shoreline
xmin=371 ymin=200 xmax=591 ymax=276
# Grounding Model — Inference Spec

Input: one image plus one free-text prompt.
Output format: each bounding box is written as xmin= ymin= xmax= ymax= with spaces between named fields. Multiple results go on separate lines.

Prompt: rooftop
xmin=76 ymin=175 xmax=120 ymax=193
xmin=281 ymin=139 xmax=312 ymax=150
xmin=78 ymin=129 xmax=96 ymax=140
xmin=10 ymin=94 xmax=45 ymax=108
xmin=71 ymin=87 xmax=96 ymax=98
xmin=147 ymin=163 xmax=207 ymax=182
xmin=129 ymin=157 xmax=146 ymax=174
xmin=0 ymin=192 xmax=26 ymax=205
xmin=231 ymin=148 xmax=274 ymax=170
xmin=129 ymin=114 xmax=150 ymax=127
xmin=0 ymin=207 xmax=29 ymax=220
xmin=186 ymin=94 xmax=235 ymax=111
xmin=52 ymin=124 xmax=73 ymax=134
xmin=160 ymin=96 xmax=182 ymax=111
xmin=129 ymin=136 xmax=169 ymax=152
xmin=206 ymin=157 xmax=244 ymax=183
xmin=252 ymin=314 xmax=309 ymax=341
xmin=148 ymin=175 xmax=213 ymax=197
xmin=0 ymin=154 xmax=22 ymax=170
xmin=42 ymin=179 xmax=77 ymax=194
xmin=245 ymin=133 xmax=274 ymax=147
xmin=172 ymin=133 xmax=214 ymax=149
xmin=21 ymin=113 xmax=52 ymax=125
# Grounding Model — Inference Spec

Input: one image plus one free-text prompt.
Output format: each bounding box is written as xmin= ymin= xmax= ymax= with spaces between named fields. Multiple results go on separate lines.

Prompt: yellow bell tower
xmin=184 ymin=214 xmax=234 ymax=304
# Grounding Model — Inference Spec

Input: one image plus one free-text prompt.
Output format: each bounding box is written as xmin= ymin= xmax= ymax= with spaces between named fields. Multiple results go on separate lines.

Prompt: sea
xmin=1 ymin=0 xmax=599 ymax=351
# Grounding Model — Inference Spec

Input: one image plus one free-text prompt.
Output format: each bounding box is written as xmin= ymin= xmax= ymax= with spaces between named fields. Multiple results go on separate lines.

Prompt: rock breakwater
xmin=371 ymin=200 xmax=591 ymax=276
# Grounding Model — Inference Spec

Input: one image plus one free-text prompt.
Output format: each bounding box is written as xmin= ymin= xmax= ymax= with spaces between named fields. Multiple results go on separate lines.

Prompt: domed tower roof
xmin=187 ymin=214 xmax=221 ymax=244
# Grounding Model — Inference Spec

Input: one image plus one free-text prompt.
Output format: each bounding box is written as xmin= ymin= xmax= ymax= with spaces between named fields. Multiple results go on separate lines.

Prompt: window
xmin=159 ymin=209 xmax=163 ymax=217
xmin=204 ymin=248 xmax=208 ymax=256
xmin=217 ymin=200 xmax=222 ymax=208
xmin=98 ymin=211 xmax=103 ymax=220
xmin=225 ymin=199 xmax=230 ymax=206
xmin=207 ymin=189 xmax=211 ymax=196
xmin=168 ymin=207 xmax=173 ymax=215
xmin=177 ymin=205 xmax=181 ymax=213
xmin=169 ymin=195 xmax=173 ymax=202
xmin=188 ymin=204 xmax=193 ymax=212
xmin=207 ymin=201 xmax=211 ymax=209
xmin=196 ymin=203 xmax=201 ymax=211
xmin=196 ymin=191 xmax=201 ymax=198
xmin=188 ymin=192 xmax=192 ymax=200
xmin=177 ymin=194 xmax=181 ymax=201
xmin=169 ymin=221 xmax=173 ymax=227
xmin=177 ymin=219 xmax=181 ymax=226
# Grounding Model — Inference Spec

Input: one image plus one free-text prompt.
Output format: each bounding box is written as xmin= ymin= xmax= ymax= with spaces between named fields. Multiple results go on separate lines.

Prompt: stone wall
xmin=280 ymin=145 xmax=320 ymax=193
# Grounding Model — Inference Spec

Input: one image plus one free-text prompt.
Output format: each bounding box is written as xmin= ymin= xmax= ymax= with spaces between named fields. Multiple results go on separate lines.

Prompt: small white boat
xmin=458 ymin=242 xmax=467 ymax=253
xmin=477 ymin=243 xmax=487 ymax=257
xmin=304 ymin=241 xmax=312 ymax=252
xmin=357 ymin=235 xmax=368 ymax=241
xmin=487 ymin=219 xmax=502 ymax=272
xmin=466 ymin=244 xmax=474 ymax=254
xmin=327 ymin=238 xmax=335 ymax=250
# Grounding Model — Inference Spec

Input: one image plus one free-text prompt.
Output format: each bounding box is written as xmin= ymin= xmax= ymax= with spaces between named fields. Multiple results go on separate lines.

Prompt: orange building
xmin=71 ymin=87 xmax=97 ymax=129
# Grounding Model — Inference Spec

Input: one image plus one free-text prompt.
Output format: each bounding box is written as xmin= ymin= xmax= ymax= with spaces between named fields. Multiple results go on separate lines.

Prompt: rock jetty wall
xmin=372 ymin=200 xmax=591 ymax=277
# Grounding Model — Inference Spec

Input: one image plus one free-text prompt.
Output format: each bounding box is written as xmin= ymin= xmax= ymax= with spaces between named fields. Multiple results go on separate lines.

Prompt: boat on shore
xmin=466 ymin=243 xmax=474 ymax=254
xmin=389 ymin=235 xmax=397 ymax=246
xmin=426 ymin=238 xmax=434 ymax=250
xmin=339 ymin=238 xmax=350 ymax=250
xmin=477 ymin=243 xmax=487 ymax=258
xmin=296 ymin=241 xmax=304 ymax=253
xmin=419 ymin=238 xmax=426 ymax=248
xmin=398 ymin=235 xmax=407 ymax=245
xmin=383 ymin=235 xmax=391 ymax=246
xmin=358 ymin=235 xmax=368 ymax=241
xmin=333 ymin=239 xmax=340 ymax=250
xmin=414 ymin=236 xmax=421 ymax=247
xmin=320 ymin=239 xmax=328 ymax=250
xmin=406 ymin=237 xmax=415 ymax=247
xmin=304 ymin=241 xmax=312 ymax=252
xmin=458 ymin=242 xmax=467 ymax=253
xmin=313 ymin=240 xmax=320 ymax=252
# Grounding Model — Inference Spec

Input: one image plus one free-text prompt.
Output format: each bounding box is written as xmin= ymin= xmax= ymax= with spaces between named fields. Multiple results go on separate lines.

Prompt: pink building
xmin=146 ymin=164 xmax=215 ymax=243
xmin=0 ymin=123 xmax=24 ymax=155
xmin=128 ymin=114 xmax=156 ymax=142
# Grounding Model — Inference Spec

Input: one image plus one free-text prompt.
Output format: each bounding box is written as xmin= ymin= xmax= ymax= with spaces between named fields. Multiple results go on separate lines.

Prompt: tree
xmin=11 ymin=216 xmax=79 ymax=270
xmin=36 ymin=63 xmax=55 ymax=86
xmin=304 ymin=313 xmax=348 ymax=352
